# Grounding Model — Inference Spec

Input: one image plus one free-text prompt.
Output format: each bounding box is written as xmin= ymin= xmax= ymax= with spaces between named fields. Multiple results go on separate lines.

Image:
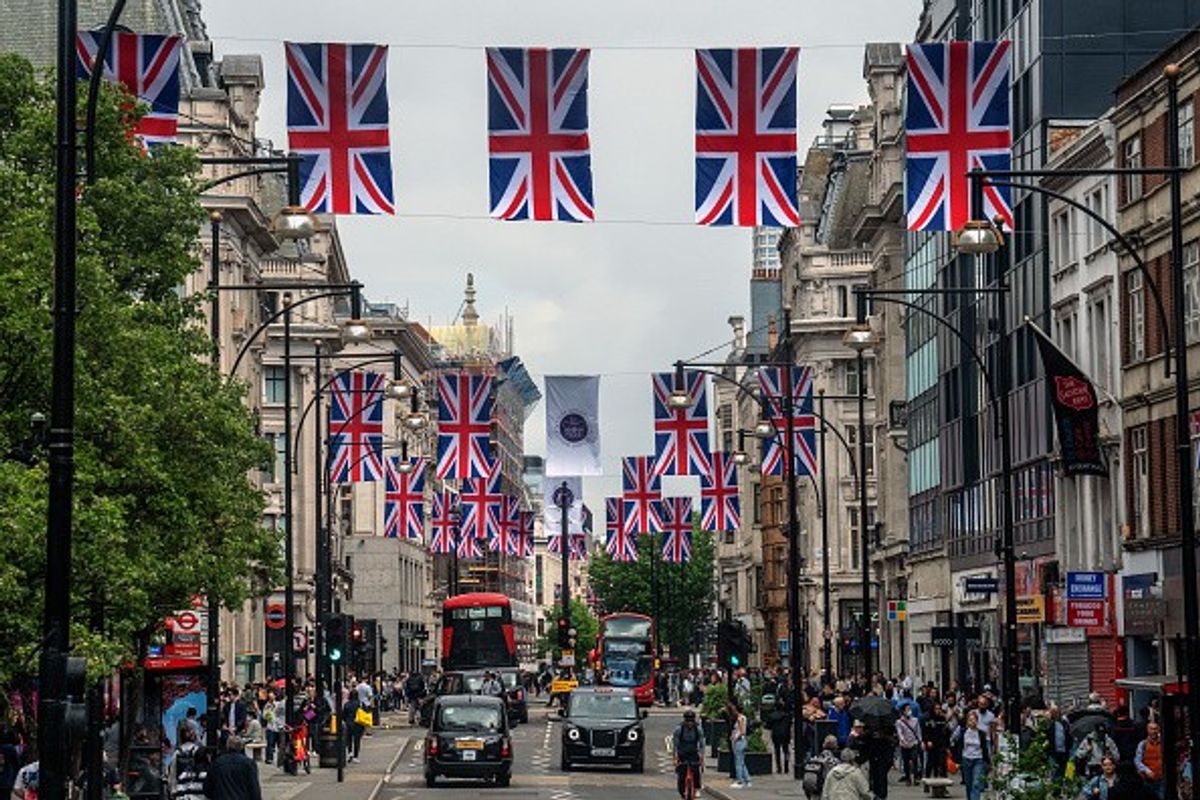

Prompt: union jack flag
xmin=486 ymin=48 xmax=594 ymax=222
xmin=491 ymin=495 xmax=522 ymax=556
xmin=695 ymin=48 xmax=800 ymax=227
xmin=660 ymin=497 xmax=694 ymax=564
xmin=605 ymin=497 xmax=637 ymax=562
xmin=570 ymin=533 xmax=588 ymax=560
xmin=329 ymin=371 xmax=386 ymax=483
xmin=652 ymin=371 xmax=711 ymax=477
xmin=547 ymin=531 xmax=587 ymax=560
xmin=904 ymin=41 xmax=1012 ymax=231
xmin=429 ymin=490 xmax=457 ymax=555
xmin=435 ymin=372 xmax=494 ymax=480
xmin=285 ymin=42 xmax=394 ymax=215
xmin=520 ymin=510 xmax=536 ymax=557
xmin=701 ymin=451 xmax=741 ymax=532
xmin=461 ymin=460 xmax=504 ymax=541
xmin=758 ymin=366 xmax=817 ymax=478
xmin=384 ymin=457 xmax=425 ymax=540
xmin=622 ymin=456 xmax=662 ymax=535
xmin=76 ymin=32 xmax=183 ymax=146
xmin=456 ymin=525 xmax=483 ymax=560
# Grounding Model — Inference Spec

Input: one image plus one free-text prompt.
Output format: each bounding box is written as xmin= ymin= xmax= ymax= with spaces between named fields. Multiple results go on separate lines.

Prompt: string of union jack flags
xmin=77 ymin=34 xmax=1014 ymax=231
xmin=324 ymin=365 xmax=821 ymax=568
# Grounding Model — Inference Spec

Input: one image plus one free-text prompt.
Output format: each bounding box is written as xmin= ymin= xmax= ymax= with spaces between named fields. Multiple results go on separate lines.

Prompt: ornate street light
xmin=953 ymin=218 xmax=1004 ymax=255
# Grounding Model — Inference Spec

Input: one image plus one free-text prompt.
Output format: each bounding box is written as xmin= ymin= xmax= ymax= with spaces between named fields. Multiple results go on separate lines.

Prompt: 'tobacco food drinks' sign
xmin=1066 ymin=599 xmax=1105 ymax=628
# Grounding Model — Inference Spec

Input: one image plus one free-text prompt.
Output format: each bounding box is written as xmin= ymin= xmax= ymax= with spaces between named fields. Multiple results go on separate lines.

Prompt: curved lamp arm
xmin=231 ymin=287 xmax=358 ymax=374
xmin=983 ymin=176 xmax=1171 ymax=378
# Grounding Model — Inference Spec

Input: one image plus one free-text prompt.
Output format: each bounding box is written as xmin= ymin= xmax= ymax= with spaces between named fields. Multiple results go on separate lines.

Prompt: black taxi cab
xmin=559 ymin=686 xmax=646 ymax=772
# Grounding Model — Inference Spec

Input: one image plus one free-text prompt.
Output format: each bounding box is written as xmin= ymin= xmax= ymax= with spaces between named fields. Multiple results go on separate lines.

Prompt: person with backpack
xmin=404 ymin=671 xmax=426 ymax=726
xmin=804 ymin=735 xmax=842 ymax=799
xmin=673 ymin=709 xmax=706 ymax=798
xmin=821 ymin=748 xmax=875 ymax=800
xmin=896 ymin=703 xmax=924 ymax=785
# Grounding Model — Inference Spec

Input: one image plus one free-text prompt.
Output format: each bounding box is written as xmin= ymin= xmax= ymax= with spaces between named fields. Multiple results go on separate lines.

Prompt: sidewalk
xmin=702 ymin=759 xmax=950 ymax=800
xmin=258 ymin=714 xmax=410 ymax=800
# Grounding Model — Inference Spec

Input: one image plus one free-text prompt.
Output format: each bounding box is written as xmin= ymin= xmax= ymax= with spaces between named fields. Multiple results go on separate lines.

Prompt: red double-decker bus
xmin=442 ymin=593 xmax=535 ymax=670
xmin=595 ymin=613 xmax=655 ymax=706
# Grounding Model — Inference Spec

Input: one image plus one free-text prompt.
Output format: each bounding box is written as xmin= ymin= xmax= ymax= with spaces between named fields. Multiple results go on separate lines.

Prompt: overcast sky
xmin=203 ymin=0 xmax=921 ymax=511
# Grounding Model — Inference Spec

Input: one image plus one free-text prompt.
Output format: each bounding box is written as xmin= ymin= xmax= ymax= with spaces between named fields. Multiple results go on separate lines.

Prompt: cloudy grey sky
xmin=203 ymin=0 xmax=920 ymax=509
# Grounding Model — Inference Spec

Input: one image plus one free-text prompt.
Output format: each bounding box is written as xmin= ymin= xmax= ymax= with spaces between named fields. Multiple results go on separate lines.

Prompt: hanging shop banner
xmin=1016 ymin=595 xmax=1045 ymax=623
xmin=1028 ymin=321 xmax=1107 ymax=476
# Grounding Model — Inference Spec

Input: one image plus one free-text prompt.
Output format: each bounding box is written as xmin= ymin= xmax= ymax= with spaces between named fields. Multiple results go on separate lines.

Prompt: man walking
xmin=203 ymin=737 xmax=261 ymax=800
xmin=404 ymin=671 xmax=427 ymax=726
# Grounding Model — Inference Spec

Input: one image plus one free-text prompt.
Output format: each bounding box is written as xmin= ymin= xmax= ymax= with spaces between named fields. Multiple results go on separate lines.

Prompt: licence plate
xmin=456 ymin=739 xmax=484 ymax=750
xmin=462 ymin=750 xmax=477 ymax=761
xmin=591 ymin=747 xmax=616 ymax=757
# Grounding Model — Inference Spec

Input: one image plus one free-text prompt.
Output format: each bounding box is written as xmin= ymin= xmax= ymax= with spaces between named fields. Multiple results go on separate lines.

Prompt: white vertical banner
xmin=545 ymin=375 xmax=601 ymax=476
xmin=543 ymin=476 xmax=584 ymax=535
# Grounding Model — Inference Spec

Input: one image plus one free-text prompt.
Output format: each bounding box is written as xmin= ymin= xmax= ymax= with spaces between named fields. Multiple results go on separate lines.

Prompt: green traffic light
xmin=329 ymin=647 xmax=342 ymax=662
xmin=730 ymin=655 xmax=741 ymax=667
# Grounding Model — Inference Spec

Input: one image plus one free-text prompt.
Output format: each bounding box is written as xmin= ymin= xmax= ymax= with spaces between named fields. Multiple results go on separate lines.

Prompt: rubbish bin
xmin=318 ymin=732 xmax=340 ymax=768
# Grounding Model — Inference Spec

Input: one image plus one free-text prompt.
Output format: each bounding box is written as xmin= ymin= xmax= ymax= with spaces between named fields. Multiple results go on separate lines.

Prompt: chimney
xmin=766 ymin=314 xmax=778 ymax=351
xmin=728 ymin=315 xmax=746 ymax=351
xmin=823 ymin=104 xmax=857 ymax=147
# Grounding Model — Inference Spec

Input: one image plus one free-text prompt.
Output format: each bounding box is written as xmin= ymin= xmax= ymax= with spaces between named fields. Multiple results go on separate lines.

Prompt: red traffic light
xmin=352 ymin=624 xmax=364 ymax=641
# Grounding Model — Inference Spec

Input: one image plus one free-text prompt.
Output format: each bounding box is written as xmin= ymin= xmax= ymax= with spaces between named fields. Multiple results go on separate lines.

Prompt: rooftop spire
xmin=463 ymin=272 xmax=479 ymax=327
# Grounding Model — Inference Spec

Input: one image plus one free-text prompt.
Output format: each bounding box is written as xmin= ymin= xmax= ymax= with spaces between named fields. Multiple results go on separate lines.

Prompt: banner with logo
xmin=543 ymin=475 xmax=584 ymax=535
xmin=1028 ymin=320 xmax=1107 ymax=477
xmin=545 ymin=375 xmax=601 ymax=476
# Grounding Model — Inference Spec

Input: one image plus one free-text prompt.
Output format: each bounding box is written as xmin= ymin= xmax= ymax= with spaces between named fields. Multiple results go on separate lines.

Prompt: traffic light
xmin=717 ymin=619 xmax=751 ymax=670
xmin=351 ymin=621 xmax=366 ymax=668
xmin=556 ymin=616 xmax=570 ymax=650
xmin=64 ymin=655 xmax=88 ymax=740
xmin=325 ymin=614 xmax=347 ymax=664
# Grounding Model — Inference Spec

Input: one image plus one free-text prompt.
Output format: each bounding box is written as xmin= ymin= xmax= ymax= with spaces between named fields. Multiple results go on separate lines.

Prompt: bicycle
xmin=278 ymin=723 xmax=311 ymax=775
xmin=676 ymin=760 xmax=702 ymax=800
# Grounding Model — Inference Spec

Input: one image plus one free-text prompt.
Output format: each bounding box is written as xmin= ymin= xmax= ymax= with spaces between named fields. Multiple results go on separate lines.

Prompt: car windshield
xmin=569 ymin=693 xmax=637 ymax=720
xmin=501 ymin=672 xmax=518 ymax=689
xmin=436 ymin=704 xmax=502 ymax=732
xmin=463 ymin=675 xmax=485 ymax=692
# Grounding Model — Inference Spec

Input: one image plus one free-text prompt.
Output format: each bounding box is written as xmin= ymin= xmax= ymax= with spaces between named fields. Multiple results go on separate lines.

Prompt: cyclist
xmin=673 ymin=709 xmax=707 ymax=799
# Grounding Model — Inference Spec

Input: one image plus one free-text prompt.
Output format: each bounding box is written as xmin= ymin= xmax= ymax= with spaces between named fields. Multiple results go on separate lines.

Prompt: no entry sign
xmin=265 ymin=603 xmax=287 ymax=630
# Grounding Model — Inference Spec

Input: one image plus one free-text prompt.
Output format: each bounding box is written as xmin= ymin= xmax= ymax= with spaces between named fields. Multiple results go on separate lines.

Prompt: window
xmin=1085 ymin=185 xmax=1109 ymax=254
xmin=837 ymin=285 xmax=849 ymax=318
xmin=1090 ymin=291 xmax=1111 ymax=392
xmin=844 ymin=359 xmax=871 ymax=395
xmin=264 ymin=365 xmax=288 ymax=404
xmin=1181 ymin=100 xmax=1195 ymax=167
xmin=1056 ymin=311 xmax=1077 ymax=364
xmin=1185 ymin=242 xmax=1200 ymax=344
xmin=1052 ymin=209 xmax=1074 ymax=269
xmin=752 ymin=483 xmax=761 ymax=525
xmin=1128 ymin=271 xmax=1145 ymax=362
xmin=1123 ymin=136 xmax=1143 ymax=202
xmin=848 ymin=506 xmax=877 ymax=571
xmin=263 ymin=432 xmax=287 ymax=483
xmin=846 ymin=424 xmax=875 ymax=476
xmin=1193 ymin=414 xmax=1200 ymax=529
xmin=1131 ymin=426 xmax=1148 ymax=539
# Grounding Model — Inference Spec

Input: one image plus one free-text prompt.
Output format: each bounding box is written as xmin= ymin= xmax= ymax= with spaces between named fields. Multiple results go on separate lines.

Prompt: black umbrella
xmin=1069 ymin=710 xmax=1116 ymax=740
xmin=852 ymin=695 xmax=897 ymax=729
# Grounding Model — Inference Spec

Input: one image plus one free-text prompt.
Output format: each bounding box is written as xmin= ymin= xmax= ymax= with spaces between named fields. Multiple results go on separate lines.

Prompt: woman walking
xmin=951 ymin=710 xmax=991 ymax=800
xmin=729 ymin=698 xmax=752 ymax=789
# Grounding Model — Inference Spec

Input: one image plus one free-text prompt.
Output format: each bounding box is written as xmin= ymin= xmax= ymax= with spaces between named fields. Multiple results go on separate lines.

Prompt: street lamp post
xmin=843 ymin=312 xmax=876 ymax=687
xmin=41 ymin=2 xmax=81 ymax=797
xmin=818 ymin=390 xmax=832 ymax=678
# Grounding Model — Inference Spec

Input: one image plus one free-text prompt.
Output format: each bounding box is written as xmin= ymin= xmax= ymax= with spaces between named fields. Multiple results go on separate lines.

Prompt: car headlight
xmin=567 ymin=727 xmax=581 ymax=741
xmin=626 ymin=728 xmax=640 ymax=742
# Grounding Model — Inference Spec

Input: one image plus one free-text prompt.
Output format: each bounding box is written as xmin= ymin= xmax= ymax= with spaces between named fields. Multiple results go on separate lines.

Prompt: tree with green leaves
xmin=586 ymin=521 xmax=716 ymax=663
xmin=0 ymin=54 xmax=280 ymax=686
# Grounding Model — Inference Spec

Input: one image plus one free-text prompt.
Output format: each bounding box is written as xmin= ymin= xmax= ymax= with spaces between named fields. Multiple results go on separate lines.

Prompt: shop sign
xmin=1016 ymin=595 xmax=1045 ymax=623
xmin=1123 ymin=597 xmax=1167 ymax=636
xmin=1067 ymin=571 xmax=1106 ymax=600
xmin=1066 ymin=599 xmax=1105 ymax=628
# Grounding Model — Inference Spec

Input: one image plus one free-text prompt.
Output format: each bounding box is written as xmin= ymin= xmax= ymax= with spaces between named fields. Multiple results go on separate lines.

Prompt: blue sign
xmin=1068 ymin=571 xmax=1107 ymax=600
xmin=778 ymin=638 xmax=790 ymax=656
xmin=964 ymin=577 xmax=999 ymax=594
